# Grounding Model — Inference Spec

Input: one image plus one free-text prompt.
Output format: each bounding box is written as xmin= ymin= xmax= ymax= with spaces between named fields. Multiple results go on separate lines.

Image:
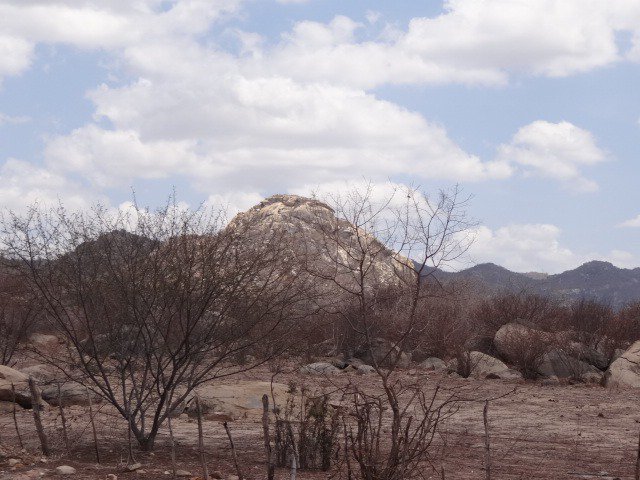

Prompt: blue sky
xmin=0 ymin=0 xmax=639 ymax=273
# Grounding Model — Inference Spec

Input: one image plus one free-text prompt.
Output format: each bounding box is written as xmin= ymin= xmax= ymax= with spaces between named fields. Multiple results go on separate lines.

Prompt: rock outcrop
xmin=186 ymin=381 xmax=292 ymax=421
xmin=0 ymin=365 xmax=33 ymax=409
xmin=468 ymin=351 xmax=521 ymax=380
xmin=603 ymin=341 xmax=640 ymax=388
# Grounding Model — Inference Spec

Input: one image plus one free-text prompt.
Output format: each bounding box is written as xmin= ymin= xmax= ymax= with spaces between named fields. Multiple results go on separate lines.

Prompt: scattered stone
xmin=420 ymin=357 xmax=447 ymax=372
xmin=356 ymin=364 xmax=376 ymax=375
xmin=175 ymin=470 xmax=192 ymax=477
xmin=8 ymin=458 xmax=21 ymax=467
xmin=106 ymin=475 xmax=117 ymax=480
xmin=227 ymin=476 xmax=240 ymax=480
xmin=300 ymin=362 xmax=341 ymax=375
xmin=125 ymin=463 xmax=142 ymax=472
xmin=581 ymin=372 xmax=603 ymax=384
xmin=42 ymin=382 xmax=102 ymax=407
xmin=324 ymin=357 xmax=349 ymax=369
xmin=211 ymin=471 xmax=224 ymax=479
xmin=55 ymin=465 xmax=76 ymax=475
xmin=541 ymin=375 xmax=560 ymax=386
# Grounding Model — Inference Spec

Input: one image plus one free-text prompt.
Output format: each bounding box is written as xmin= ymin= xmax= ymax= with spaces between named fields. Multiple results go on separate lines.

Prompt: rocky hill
xmin=228 ymin=194 xmax=409 ymax=288
xmin=439 ymin=261 xmax=640 ymax=309
xmin=229 ymin=195 xmax=640 ymax=308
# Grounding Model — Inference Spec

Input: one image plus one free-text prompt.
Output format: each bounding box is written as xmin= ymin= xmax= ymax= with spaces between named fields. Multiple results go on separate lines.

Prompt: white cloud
xmin=45 ymin=75 xmax=509 ymax=192
xmin=0 ymin=112 xmax=30 ymax=125
xmin=464 ymin=223 xmax=636 ymax=273
xmin=497 ymin=121 xmax=608 ymax=192
xmin=240 ymin=1 xmax=640 ymax=89
xmin=0 ymin=0 xmax=242 ymax=83
xmin=618 ymin=215 xmax=640 ymax=228
xmin=0 ymin=158 xmax=97 ymax=212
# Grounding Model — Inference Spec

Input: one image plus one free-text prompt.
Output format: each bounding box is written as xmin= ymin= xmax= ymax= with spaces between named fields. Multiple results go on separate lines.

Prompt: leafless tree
xmin=1 ymin=196 xmax=307 ymax=450
xmin=300 ymin=183 xmax=475 ymax=479
xmin=0 ymin=272 xmax=40 ymax=365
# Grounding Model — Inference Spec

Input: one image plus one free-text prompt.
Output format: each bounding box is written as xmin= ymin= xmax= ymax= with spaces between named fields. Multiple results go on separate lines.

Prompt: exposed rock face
xmin=41 ymin=382 xmax=102 ymax=407
xmin=0 ymin=365 xmax=33 ymax=408
xmin=186 ymin=381 xmax=291 ymax=421
xmin=468 ymin=351 xmax=519 ymax=379
xmin=603 ymin=341 xmax=640 ymax=388
xmin=538 ymin=349 xmax=599 ymax=379
xmin=228 ymin=194 xmax=410 ymax=289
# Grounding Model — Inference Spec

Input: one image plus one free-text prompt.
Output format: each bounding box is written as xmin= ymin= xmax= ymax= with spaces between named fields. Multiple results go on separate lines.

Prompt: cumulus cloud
xmin=44 ymin=75 xmax=509 ymax=192
xmin=618 ymin=215 xmax=640 ymax=228
xmin=464 ymin=223 xmax=636 ymax=273
xmin=240 ymin=1 xmax=640 ymax=89
xmin=0 ymin=158 xmax=98 ymax=212
xmin=496 ymin=121 xmax=608 ymax=192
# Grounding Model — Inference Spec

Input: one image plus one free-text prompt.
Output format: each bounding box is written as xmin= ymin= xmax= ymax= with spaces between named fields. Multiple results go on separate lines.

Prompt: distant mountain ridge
xmin=439 ymin=261 xmax=640 ymax=309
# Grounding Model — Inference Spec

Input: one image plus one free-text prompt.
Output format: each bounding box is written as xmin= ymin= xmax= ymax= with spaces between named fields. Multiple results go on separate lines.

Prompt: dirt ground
xmin=1 ymin=364 xmax=639 ymax=479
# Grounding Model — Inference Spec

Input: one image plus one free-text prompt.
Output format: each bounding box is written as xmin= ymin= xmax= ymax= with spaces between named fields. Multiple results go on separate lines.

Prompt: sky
xmin=0 ymin=0 xmax=639 ymax=274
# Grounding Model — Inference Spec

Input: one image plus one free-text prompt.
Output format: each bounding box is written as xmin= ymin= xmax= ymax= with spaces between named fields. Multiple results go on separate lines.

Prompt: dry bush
xmin=609 ymin=301 xmax=640 ymax=346
xmin=567 ymin=298 xmax=613 ymax=347
xmin=473 ymin=291 xmax=566 ymax=333
xmin=407 ymin=285 xmax=476 ymax=362
xmin=0 ymin=273 xmax=40 ymax=365
xmin=273 ymin=385 xmax=340 ymax=472
xmin=339 ymin=380 xmax=461 ymax=480
xmin=498 ymin=329 xmax=549 ymax=379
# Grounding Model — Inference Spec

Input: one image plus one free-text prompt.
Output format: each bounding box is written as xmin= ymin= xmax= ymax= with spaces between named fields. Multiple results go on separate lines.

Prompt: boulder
xmin=420 ymin=357 xmax=447 ymax=372
xmin=538 ymin=349 xmax=599 ymax=379
xmin=29 ymin=333 xmax=60 ymax=348
xmin=300 ymin=362 xmax=341 ymax=375
xmin=42 ymin=382 xmax=102 ymax=407
xmin=55 ymin=465 xmax=76 ymax=475
xmin=186 ymin=381 xmax=291 ymax=421
xmin=567 ymin=341 xmax=609 ymax=370
xmin=604 ymin=341 xmax=640 ymax=388
xmin=355 ymin=364 xmax=375 ymax=375
xmin=581 ymin=371 xmax=603 ymax=384
xmin=541 ymin=375 xmax=560 ymax=386
xmin=468 ymin=351 xmax=512 ymax=379
xmin=20 ymin=364 xmax=59 ymax=384
xmin=354 ymin=338 xmax=411 ymax=368
xmin=494 ymin=322 xmax=550 ymax=363
xmin=0 ymin=365 xmax=33 ymax=408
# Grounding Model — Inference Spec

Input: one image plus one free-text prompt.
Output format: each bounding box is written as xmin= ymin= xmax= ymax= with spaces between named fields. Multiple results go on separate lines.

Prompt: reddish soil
xmin=1 ymin=364 xmax=638 ymax=479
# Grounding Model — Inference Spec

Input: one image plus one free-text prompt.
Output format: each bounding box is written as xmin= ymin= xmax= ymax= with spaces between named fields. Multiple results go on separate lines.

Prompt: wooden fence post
xmin=28 ymin=376 xmax=50 ymax=456
xmin=195 ymin=396 xmax=209 ymax=480
xmin=11 ymin=383 xmax=23 ymax=449
xmin=86 ymin=387 xmax=100 ymax=463
xmin=483 ymin=400 xmax=491 ymax=480
xmin=262 ymin=394 xmax=275 ymax=480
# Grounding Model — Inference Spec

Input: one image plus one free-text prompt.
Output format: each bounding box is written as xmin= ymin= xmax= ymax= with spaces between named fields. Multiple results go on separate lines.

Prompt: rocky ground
xmin=1 ymin=362 xmax=640 ymax=480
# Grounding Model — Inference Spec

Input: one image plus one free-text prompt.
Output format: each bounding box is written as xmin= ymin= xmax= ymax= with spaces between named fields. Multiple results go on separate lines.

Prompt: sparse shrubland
xmin=2 ymin=187 xmax=640 ymax=479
